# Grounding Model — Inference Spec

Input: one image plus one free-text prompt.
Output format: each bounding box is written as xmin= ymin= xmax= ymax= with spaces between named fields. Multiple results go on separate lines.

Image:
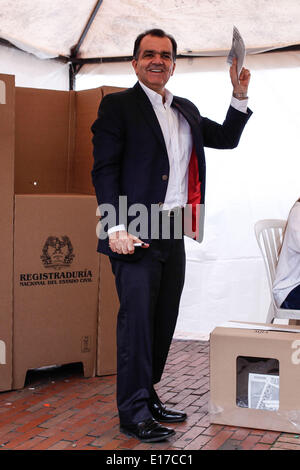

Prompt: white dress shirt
xmin=108 ymin=82 xmax=248 ymax=234
xmin=139 ymin=81 xmax=193 ymax=211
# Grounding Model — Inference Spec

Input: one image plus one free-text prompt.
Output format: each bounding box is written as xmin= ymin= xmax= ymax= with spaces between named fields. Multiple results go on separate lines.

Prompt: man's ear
xmin=171 ymin=62 xmax=176 ymax=76
xmin=132 ymin=59 xmax=137 ymax=74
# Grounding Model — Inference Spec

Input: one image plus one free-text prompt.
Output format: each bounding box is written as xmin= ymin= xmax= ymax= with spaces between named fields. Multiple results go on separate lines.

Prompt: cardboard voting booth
xmin=0 ymin=73 xmax=122 ymax=391
xmin=210 ymin=321 xmax=300 ymax=434
xmin=0 ymin=74 xmax=14 ymax=392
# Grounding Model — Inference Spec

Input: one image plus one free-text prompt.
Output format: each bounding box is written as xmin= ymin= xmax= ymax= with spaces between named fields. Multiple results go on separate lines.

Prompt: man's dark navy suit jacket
xmin=91 ymin=82 xmax=252 ymax=261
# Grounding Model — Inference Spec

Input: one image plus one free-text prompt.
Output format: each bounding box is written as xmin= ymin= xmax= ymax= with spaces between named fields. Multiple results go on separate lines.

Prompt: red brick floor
xmin=0 ymin=339 xmax=299 ymax=451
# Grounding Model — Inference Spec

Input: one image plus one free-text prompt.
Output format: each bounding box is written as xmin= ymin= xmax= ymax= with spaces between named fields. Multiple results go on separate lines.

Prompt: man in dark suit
xmin=91 ymin=28 xmax=252 ymax=442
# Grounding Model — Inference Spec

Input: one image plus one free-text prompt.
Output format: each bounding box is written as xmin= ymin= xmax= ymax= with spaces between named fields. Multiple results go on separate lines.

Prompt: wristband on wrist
xmin=233 ymin=92 xmax=248 ymax=99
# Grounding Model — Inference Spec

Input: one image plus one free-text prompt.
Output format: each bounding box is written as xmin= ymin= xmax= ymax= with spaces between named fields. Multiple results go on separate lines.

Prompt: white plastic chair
xmin=254 ymin=219 xmax=300 ymax=323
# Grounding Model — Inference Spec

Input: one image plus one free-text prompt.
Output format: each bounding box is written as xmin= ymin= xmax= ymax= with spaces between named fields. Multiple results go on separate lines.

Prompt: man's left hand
xmin=230 ymin=57 xmax=251 ymax=99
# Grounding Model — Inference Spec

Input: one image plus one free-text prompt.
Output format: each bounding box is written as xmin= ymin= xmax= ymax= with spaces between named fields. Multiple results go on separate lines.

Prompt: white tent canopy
xmin=1 ymin=1 xmax=300 ymax=339
xmin=1 ymin=0 xmax=300 ymax=61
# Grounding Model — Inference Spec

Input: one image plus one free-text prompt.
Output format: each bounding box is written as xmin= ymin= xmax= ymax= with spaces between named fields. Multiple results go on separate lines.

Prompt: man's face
xmin=132 ymin=34 xmax=176 ymax=96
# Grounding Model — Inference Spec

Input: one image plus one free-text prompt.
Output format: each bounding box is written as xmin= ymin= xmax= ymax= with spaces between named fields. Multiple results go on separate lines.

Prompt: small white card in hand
xmin=227 ymin=26 xmax=245 ymax=77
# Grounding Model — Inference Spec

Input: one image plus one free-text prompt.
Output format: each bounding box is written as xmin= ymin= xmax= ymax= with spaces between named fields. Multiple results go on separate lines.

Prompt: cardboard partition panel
xmin=210 ymin=322 xmax=300 ymax=434
xmin=72 ymin=86 xmax=126 ymax=195
xmin=14 ymin=84 xmax=125 ymax=196
xmin=0 ymin=74 xmax=14 ymax=391
xmin=15 ymin=87 xmax=74 ymax=194
xmin=73 ymin=85 xmax=125 ymax=376
xmin=71 ymin=87 xmax=103 ymax=195
xmin=0 ymin=74 xmax=125 ymax=391
xmin=13 ymin=194 xmax=99 ymax=389
xmin=97 ymin=255 xmax=119 ymax=376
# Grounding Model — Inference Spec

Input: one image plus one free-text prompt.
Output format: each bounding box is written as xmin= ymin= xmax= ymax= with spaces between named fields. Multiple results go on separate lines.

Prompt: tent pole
xmin=69 ymin=0 xmax=103 ymax=90
xmin=71 ymin=0 xmax=103 ymax=59
xmin=69 ymin=63 xmax=76 ymax=91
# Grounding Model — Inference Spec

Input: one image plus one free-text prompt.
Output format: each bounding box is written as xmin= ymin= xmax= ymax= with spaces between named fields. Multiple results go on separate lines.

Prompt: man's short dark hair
xmin=133 ymin=29 xmax=177 ymax=61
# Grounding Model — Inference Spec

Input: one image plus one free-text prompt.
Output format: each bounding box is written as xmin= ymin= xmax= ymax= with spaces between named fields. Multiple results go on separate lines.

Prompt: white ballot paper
xmin=227 ymin=26 xmax=245 ymax=77
xmin=248 ymin=373 xmax=280 ymax=411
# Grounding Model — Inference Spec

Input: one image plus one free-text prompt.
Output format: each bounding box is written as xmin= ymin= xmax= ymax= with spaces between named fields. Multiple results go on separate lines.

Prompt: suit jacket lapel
xmin=133 ymin=82 xmax=167 ymax=153
xmin=172 ymin=98 xmax=197 ymax=131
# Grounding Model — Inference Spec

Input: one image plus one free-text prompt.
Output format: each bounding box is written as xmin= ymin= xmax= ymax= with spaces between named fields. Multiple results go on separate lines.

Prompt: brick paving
xmin=0 ymin=339 xmax=299 ymax=451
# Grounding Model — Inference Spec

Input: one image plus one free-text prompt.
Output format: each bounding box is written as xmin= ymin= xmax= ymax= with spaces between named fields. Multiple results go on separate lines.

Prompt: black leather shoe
xmin=120 ymin=418 xmax=175 ymax=442
xmin=149 ymin=400 xmax=187 ymax=423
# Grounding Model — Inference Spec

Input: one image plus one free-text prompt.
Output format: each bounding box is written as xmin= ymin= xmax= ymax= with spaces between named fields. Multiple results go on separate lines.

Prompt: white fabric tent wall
xmin=77 ymin=51 xmax=300 ymax=339
xmin=0 ymin=43 xmax=69 ymax=90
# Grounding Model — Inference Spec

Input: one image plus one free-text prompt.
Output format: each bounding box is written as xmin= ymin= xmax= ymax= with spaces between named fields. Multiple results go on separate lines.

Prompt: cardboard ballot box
xmin=0 ymin=73 xmax=121 ymax=391
xmin=210 ymin=321 xmax=300 ymax=434
xmin=13 ymin=194 xmax=99 ymax=389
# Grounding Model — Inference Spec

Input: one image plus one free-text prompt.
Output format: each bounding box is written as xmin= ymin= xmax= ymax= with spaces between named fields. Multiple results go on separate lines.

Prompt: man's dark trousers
xmin=109 ymin=216 xmax=185 ymax=425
